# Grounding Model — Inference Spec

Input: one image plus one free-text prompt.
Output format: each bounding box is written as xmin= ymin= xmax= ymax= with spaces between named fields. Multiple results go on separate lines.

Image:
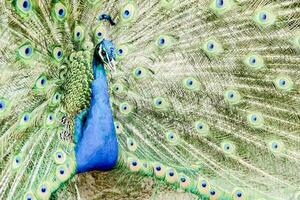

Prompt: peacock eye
xmin=127 ymin=138 xmax=138 ymax=151
xmin=35 ymin=75 xmax=47 ymax=89
xmin=202 ymin=38 xmax=223 ymax=57
xmin=194 ymin=120 xmax=210 ymax=136
xmin=272 ymin=142 xmax=278 ymax=149
xmin=74 ymin=25 xmax=85 ymax=42
xmin=259 ymin=12 xmax=268 ymax=21
xmin=55 ymin=164 xmax=71 ymax=182
xmin=53 ymin=47 xmax=64 ymax=61
xmin=15 ymin=0 xmax=32 ymax=14
xmin=54 ymin=149 xmax=66 ymax=164
xmin=118 ymin=48 xmax=123 ymax=55
xmin=274 ymin=75 xmax=293 ymax=91
xmin=153 ymin=97 xmax=169 ymax=111
xmin=216 ymin=0 xmax=224 ymax=7
xmin=235 ymin=190 xmax=243 ymax=198
xmin=101 ymin=50 xmax=106 ymax=57
xmin=119 ymin=102 xmax=133 ymax=115
xmin=210 ymin=189 xmax=216 ymax=195
xmin=182 ymin=77 xmax=200 ymax=91
xmin=250 ymin=57 xmax=256 ymax=64
xmin=159 ymin=38 xmax=165 ymax=45
xmin=221 ymin=141 xmax=235 ymax=154
xmin=128 ymin=157 xmax=141 ymax=172
xmin=207 ymin=41 xmax=215 ymax=50
xmin=247 ymin=112 xmax=264 ymax=128
xmin=254 ymin=8 xmax=276 ymax=28
xmin=18 ymin=43 xmax=33 ymax=59
xmin=123 ymin=10 xmax=130 ymax=18
xmin=41 ymin=187 xmax=47 ymax=193
xmin=279 ymin=79 xmax=286 ymax=86
xmin=268 ymin=140 xmax=284 ymax=153
xmin=0 ymin=100 xmax=5 ymax=110
xmin=23 ymin=114 xmax=30 ymax=122
xmin=54 ymin=3 xmax=67 ymax=21
xmin=120 ymin=3 xmax=136 ymax=22
xmin=201 ymin=180 xmax=207 ymax=188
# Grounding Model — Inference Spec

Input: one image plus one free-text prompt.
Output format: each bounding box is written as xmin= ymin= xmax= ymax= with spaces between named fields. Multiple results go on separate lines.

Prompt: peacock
xmin=1 ymin=0 xmax=300 ymax=199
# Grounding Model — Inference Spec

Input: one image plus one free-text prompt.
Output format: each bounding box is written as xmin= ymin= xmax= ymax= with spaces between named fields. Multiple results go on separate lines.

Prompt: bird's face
xmin=97 ymin=39 xmax=116 ymax=71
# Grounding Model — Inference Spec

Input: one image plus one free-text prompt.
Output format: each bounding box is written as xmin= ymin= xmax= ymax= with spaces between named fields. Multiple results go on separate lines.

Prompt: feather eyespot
xmin=259 ymin=12 xmax=267 ymax=21
xmin=118 ymin=48 xmax=123 ymax=55
xmin=232 ymin=188 xmax=245 ymax=200
xmin=56 ymin=165 xmax=70 ymax=182
xmin=114 ymin=121 xmax=123 ymax=134
xmin=207 ymin=42 xmax=214 ymax=50
xmin=15 ymin=0 xmax=32 ymax=14
xmin=18 ymin=43 xmax=33 ymax=59
xmin=274 ymin=75 xmax=294 ymax=92
xmin=132 ymin=67 xmax=147 ymax=79
xmin=194 ymin=120 xmax=209 ymax=136
xmin=210 ymin=0 xmax=235 ymax=15
xmin=224 ymin=89 xmax=241 ymax=105
xmin=202 ymin=38 xmax=223 ymax=57
xmin=253 ymin=8 xmax=276 ymax=28
xmin=182 ymin=77 xmax=200 ymax=91
xmin=23 ymin=115 xmax=29 ymax=121
xmin=247 ymin=112 xmax=264 ymax=128
xmin=53 ymin=47 xmax=64 ymax=61
xmin=216 ymin=0 xmax=224 ymax=7
xmin=113 ymin=83 xmax=125 ymax=95
xmin=153 ymin=97 xmax=169 ymax=110
xmin=165 ymin=168 xmax=178 ymax=183
xmin=19 ymin=113 xmax=31 ymax=128
xmin=221 ymin=141 xmax=235 ymax=155
xmin=244 ymin=53 xmax=264 ymax=70
xmin=0 ymin=100 xmax=5 ymax=111
xmin=35 ymin=75 xmax=47 ymax=89
xmin=165 ymin=131 xmax=179 ymax=145
xmin=115 ymin=44 xmax=129 ymax=60
xmin=268 ymin=140 xmax=284 ymax=153
xmin=178 ymin=174 xmax=191 ymax=189
xmin=36 ymin=183 xmax=51 ymax=199
xmin=153 ymin=163 xmax=166 ymax=177
xmin=94 ymin=25 xmax=106 ymax=42
xmin=54 ymin=3 xmax=67 ymax=21
xmin=128 ymin=157 xmax=141 ymax=172
xmin=208 ymin=188 xmax=221 ymax=200
xmin=197 ymin=178 xmax=210 ymax=194
xmin=156 ymin=35 xmax=173 ymax=49
xmin=74 ymin=26 xmax=85 ymax=42
xmin=123 ymin=10 xmax=130 ymax=18
xmin=159 ymin=38 xmax=165 ymax=45
xmin=127 ymin=138 xmax=138 ymax=151
xmin=119 ymin=102 xmax=133 ymax=115
xmin=24 ymin=192 xmax=36 ymax=200
xmin=120 ymin=3 xmax=136 ymax=22
xmin=54 ymin=149 xmax=66 ymax=164
xmin=201 ymin=180 xmax=207 ymax=188
xmin=12 ymin=155 xmax=22 ymax=169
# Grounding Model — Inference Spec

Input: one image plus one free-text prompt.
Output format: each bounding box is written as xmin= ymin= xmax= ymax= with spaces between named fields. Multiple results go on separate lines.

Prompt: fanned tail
xmin=104 ymin=1 xmax=300 ymax=199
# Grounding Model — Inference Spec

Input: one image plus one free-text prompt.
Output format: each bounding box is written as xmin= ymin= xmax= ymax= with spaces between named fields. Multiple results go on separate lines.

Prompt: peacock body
xmin=0 ymin=0 xmax=300 ymax=199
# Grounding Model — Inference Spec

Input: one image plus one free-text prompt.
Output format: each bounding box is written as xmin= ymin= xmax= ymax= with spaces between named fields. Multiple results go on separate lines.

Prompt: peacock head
xmin=95 ymin=39 xmax=116 ymax=71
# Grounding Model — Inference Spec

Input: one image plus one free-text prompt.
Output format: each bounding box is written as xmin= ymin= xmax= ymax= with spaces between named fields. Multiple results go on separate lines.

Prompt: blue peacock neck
xmin=74 ymin=52 xmax=118 ymax=173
